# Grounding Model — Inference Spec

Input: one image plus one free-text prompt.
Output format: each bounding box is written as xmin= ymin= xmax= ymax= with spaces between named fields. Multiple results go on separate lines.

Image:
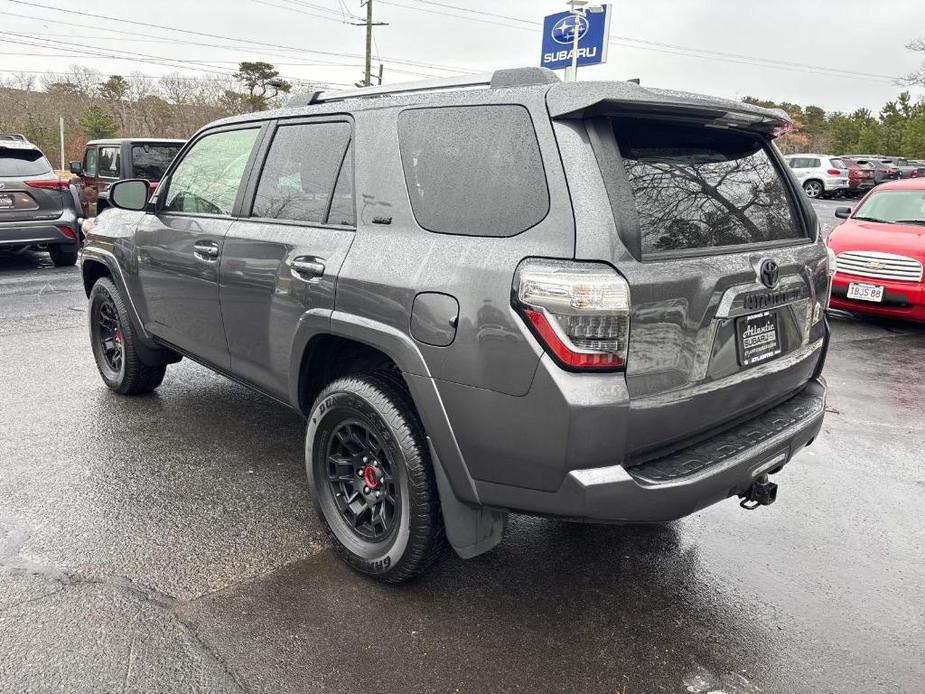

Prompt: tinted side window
xmin=252 ymin=121 xmax=351 ymax=224
xmin=98 ymin=146 xmax=120 ymax=178
xmin=808 ymin=158 xmax=821 ymax=168
xmin=132 ymin=144 xmax=182 ymax=180
xmin=164 ymin=128 xmax=258 ymax=216
xmin=83 ymin=147 xmax=97 ymax=176
xmin=398 ymin=105 xmax=549 ymax=237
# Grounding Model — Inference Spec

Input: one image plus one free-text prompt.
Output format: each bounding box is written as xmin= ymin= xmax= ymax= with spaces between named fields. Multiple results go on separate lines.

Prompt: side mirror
xmin=835 ymin=207 xmax=852 ymax=219
xmin=109 ymin=179 xmax=151 ymax=211
xmin=68 ymin=161 xmax=83 ymax=175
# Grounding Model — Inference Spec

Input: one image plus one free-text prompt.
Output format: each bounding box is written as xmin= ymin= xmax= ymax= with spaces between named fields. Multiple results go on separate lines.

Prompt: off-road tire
xmin=49 ymin=245 xmax=78 ymax=267
xmin=88 ymin=277 xmax=166 ymax=395
xmin=306 ymin=371 xmax=447 ymax=582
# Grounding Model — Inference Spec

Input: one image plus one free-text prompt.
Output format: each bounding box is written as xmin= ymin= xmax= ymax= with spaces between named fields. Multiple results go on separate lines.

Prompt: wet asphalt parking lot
xmin=1 ymin=199 xmax=923 ymax=693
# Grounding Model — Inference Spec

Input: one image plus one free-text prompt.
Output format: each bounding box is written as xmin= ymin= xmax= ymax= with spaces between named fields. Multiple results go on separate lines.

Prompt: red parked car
xmin=846 ymin=161 xmax=875 ymax=197
xmin=827 ymin=178 xmax=925 ymax=321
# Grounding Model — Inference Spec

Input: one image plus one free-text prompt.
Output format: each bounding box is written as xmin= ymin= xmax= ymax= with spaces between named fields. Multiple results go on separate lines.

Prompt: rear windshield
xmin=613 ymin=118 xmax=803 ymax=255
xmin=830 ymin=158 xmax=847 ymax=169
xmin=131 ymin=144 xmax=182 ymax=180
xmin=0 ymin=149 xmax=52 ymax=177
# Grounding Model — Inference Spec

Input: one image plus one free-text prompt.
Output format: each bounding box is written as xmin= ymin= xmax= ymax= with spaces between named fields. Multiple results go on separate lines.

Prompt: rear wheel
xmin=49 ymin=245 xmax=78 ymax=267
xmin=88 ymin=277 xmax=166 ymax=394
xmin=306 ymin=372 xmax=446 ymax=582
xmin=803 ymin=180 xmax=824 ymax=199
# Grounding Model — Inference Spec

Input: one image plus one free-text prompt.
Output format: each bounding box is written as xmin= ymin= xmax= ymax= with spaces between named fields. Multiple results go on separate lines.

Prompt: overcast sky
xmin=2 ymin=0 xmax=923 ymax=113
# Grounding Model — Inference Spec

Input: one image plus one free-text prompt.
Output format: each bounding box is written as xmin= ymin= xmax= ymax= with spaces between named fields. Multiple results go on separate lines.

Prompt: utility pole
xmin=364 ymin=0 xmax=373 ymax=87
xmin=354 ymin=1 xmax=388 ymax=87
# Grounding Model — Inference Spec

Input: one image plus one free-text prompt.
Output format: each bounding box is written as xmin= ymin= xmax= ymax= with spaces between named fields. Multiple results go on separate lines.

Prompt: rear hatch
xmin=0 ymin=146 xmax=66 ymax=223
xmin=549 ymin=85 xmax=829 ymax=458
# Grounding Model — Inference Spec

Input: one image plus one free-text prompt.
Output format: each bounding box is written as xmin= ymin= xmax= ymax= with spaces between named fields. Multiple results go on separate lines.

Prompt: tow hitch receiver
xmin=739 ymin=473 xmax=778 ymax=510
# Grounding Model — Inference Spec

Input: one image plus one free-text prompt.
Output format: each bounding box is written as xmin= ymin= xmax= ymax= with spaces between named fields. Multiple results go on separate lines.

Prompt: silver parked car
xmin=784 ymin=153 xmax=849 ymax=199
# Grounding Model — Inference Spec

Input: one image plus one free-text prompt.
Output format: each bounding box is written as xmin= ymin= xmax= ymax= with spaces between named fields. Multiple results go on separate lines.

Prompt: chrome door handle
xmin=193 ymin=240 xmax=220 ymax=260
xmin=291 ymin=257 xmax=325 ymax=278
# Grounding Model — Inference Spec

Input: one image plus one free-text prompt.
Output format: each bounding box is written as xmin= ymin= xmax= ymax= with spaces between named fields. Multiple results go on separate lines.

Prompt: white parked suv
xmin=784 ymin=154 xmax=849 ymax=199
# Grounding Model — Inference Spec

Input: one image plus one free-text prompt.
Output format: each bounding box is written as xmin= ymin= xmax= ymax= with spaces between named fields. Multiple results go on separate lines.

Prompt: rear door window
xmin=0 ymin=149 xmax=52 ymax=177
xmin=131 ymin=144 xmax=182 ymax=180
xmin=613 ymin=118 xmax=803 ymax=255
xmin=251 ymin=121 xmax=352 ymax=225
xmin=98 ymin=146 xmax=121 ymax=178
xmin=163 ymin=128 xmax=259 ymax=216
xmin=397 ymin=105 xmax=549 ymax=237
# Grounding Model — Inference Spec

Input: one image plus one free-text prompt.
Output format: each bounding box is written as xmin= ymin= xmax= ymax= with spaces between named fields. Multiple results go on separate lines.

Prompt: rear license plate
xmin=736 ymin=310 xmax=782 ymax=367
xmin=846 ymin=282 xmax=884 ymax=302
xmin=0 ymin=194 xmax=13 ymax=209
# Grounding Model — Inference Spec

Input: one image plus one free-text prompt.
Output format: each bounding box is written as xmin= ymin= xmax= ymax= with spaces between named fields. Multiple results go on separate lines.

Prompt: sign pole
xmin=568 ymin=10 xmax=581 ymax=82
xmin=59 ymin=116 xmax=65 ymax=172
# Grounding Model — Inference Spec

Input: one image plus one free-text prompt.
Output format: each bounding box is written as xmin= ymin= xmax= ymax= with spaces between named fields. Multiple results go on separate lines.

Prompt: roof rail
xmin=309 ymin=67 xmax=559 ymax=105
xmin=0 ymin=133 xmax=28 ymax=142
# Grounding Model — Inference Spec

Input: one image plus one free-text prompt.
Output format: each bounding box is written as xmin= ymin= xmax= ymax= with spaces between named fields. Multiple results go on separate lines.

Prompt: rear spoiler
xmin=547 ymin=82 xmax=792 ymax=137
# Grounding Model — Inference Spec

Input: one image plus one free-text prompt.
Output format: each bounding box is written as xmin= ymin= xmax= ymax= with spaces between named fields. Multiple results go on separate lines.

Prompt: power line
xmin=2 ymin=0 xmax=475 ymax=76
xmin=380 ymin=0 xmax=902 ymax=83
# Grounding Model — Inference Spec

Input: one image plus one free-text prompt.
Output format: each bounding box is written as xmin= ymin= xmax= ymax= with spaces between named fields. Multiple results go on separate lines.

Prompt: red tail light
xmin=911 ymin=170 xmax=919 ymax=178
xmin=513 ymin=259 xmax=631 ymax=371
xmin=826 ymin=169 xmax=842 ymax=175
xmin=25 ymin=179 xmax=71 ymax=191
xmin=58 ymin=225 xmax=76 ymax=239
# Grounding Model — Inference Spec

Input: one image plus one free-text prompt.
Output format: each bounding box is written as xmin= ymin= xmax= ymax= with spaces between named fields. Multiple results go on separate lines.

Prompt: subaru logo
xmin=759 ymin=259 xmax=780 ymax=289
xmin=551 ymin=15 xmax=589 ymax=45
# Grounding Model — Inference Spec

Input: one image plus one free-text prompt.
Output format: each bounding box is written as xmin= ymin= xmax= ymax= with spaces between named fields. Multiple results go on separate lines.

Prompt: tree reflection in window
xmin=616 ymin=119 xmax=802 ymax=254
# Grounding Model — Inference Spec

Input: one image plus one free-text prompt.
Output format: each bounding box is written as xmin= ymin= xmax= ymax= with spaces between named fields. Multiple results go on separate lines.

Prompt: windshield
xmin=613 ymin=117 xmax=802 ymax=255
xmin=853 ymin=190 xmax=925 ymax=224
xmin=0 ymin=148 xmax=52 ymax=177
xmin=131 ymin=144 xmax=182 ymax=180
xmin=830 ymin=158 xmax=847 ymax=169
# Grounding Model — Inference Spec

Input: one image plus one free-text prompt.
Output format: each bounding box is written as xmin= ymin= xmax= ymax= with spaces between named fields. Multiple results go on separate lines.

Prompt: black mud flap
xmin=429 ymin=440 xmax=507 ymax=559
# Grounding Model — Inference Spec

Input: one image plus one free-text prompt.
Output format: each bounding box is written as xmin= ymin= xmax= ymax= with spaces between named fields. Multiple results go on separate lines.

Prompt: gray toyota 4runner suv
xmin=80 ymin=68 xmax=832 ymax=582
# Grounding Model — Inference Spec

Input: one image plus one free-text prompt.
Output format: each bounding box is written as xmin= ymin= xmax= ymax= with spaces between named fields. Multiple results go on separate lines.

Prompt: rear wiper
xmin=894 ymin=219 xmax=925 ymax=226
xmin=852 ymin=215 xmax=891 ymax=223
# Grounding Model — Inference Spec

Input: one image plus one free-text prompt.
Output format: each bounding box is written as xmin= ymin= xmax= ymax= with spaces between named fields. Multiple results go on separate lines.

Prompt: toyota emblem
xmin=759 ymin=259 xmax=780 ymax=289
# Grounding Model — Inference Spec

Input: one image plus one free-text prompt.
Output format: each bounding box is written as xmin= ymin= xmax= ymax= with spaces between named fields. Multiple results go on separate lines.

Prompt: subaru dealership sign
xmin=540 ymin=5 xmax=611 ymax=70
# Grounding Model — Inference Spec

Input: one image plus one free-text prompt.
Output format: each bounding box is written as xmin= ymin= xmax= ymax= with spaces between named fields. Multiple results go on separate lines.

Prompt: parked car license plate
xmin=0 ymin=194 xmax=13 ymax=209
xmin=846 ymin=282 xmax=884 ymax=302
xmin=736 ymin=310 xmax=782 ymax=367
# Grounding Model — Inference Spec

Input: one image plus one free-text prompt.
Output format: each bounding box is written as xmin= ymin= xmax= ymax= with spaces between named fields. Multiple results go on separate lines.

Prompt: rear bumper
xmin=822 ymin=176 xmax=849 ymax=191
xmin=475 ymin=379 xmax=826 ymax=522
xmin=0 ymin=216 xmax=79 ymax=247
xmin=829 ymin=273 xmax=925 ymax=321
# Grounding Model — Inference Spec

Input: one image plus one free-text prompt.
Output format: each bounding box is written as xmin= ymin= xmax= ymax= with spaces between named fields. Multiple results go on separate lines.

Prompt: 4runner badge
xmin=759 ymin=259 xmax=780 ymax=289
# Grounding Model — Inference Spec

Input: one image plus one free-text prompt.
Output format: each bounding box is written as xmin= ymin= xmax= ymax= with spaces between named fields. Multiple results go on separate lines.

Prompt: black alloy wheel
xmin=88 ymin=277 xmax=167 ymax=395
xmin=325 ymin=420 xmax=400 ymax=542
xmin=306 ymin=372 xmax=447 ymax=582
xmin=94 ymin=294 xmax=124 ymax=376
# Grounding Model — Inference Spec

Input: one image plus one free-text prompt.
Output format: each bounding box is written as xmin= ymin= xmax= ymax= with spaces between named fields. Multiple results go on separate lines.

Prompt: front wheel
xmin=306 ymin=373 xmax=447 ymax=582
xmin=88 ymin=277 xmax=166 ymax=394
xmin=803 ymin=180 xmax=824 ymax=199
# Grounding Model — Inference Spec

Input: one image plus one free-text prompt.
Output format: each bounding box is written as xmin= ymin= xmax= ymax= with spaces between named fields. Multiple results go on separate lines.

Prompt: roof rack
xmin=287 ymin=67 xmax=559 ymax=107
